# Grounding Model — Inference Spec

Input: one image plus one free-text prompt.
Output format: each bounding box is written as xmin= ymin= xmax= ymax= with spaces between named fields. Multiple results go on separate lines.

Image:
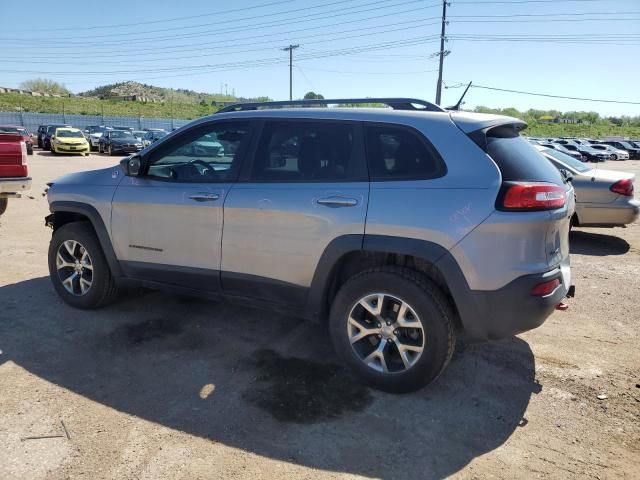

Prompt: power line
xmin=2 ymin=0 xmax=298 ymax=33
xmin=4 ymin=0 xmax=433 ymax=46
xmin=0 ymin=16 xmax=442 ymax=63
xmin=446 ymin=83 xmax=640 ymax=105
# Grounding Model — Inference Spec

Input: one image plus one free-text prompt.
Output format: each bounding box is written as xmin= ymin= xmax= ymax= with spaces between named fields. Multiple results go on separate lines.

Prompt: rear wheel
xmin=329 ymin=266 xmax=456 ymax=393
xmin=0 ymin=197 xmax=8 ymax=216
xmin=48 ymin=222 xmax=119 ymax=309
xmin=611 ymin=154 xmax=618 ymax=161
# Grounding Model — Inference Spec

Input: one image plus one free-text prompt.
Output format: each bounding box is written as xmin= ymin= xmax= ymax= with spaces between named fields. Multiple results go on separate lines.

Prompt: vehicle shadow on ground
xmin=0 ymin=277 xmax=539 ymax=480
xmin=570 ymin=230 xmax=630 ymax=256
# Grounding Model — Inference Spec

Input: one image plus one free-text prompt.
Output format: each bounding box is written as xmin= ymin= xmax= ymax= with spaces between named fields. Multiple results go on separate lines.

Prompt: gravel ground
xmin=1 ymin=150 xmax=638 ymax=480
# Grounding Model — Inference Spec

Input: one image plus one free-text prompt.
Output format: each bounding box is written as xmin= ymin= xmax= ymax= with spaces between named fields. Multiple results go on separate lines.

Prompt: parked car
xmin=559 ymin=143 xmax=610 ymax=162
xmin=0 ymin=132 xmax=31 ymax=215
xmin=37 ymin=125 xmax=48 ymax=148
xmin=51 ymin=128 xmax=90 ymax=156
xmin=44 ymin=124 xmax=71 ymax=150
xmin=44 ymin=98 xmax=575 ymax=393
xmin=110 ymin=125 xmax=133 ymax=132
xmin=141 ymin=130 xmax=168 ymax=147
xmin=588 ymin=143 xmax=629 ymax=161
xmin=539 ymin=142 xmax=585 ymax=161
xmin=536 ymin=146 xmax=638 ymax=227
xmin=600 ymin=141 xmax=640 ymax=159
xmin=132 ymin=130 xmax=146 ymax=142
xmin=0 ymin=125 xmax=33 ymax=155
xmin=99 ymin=130 xmax=143 ymax=155
xmin=86 ymin=126 xmax=111 ymax=151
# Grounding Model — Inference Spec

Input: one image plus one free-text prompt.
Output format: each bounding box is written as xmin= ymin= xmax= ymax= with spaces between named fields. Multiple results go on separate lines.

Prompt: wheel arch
xmin=306 ymin=235 xmax=469 ymax=331
xmin=47 ymin=201 xmax=122 ymax=277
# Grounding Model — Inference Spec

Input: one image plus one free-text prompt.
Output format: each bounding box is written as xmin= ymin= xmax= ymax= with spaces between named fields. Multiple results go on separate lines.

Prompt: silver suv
xmin=45 ymin=98 xmax=575 ymax=392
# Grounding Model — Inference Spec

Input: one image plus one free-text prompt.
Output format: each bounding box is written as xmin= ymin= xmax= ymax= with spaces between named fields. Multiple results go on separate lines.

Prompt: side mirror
xmin=120 ymin=155 xmax=142 ymax=176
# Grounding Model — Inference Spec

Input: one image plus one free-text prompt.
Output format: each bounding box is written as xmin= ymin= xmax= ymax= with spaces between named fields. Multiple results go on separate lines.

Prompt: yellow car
xmin=51 ymin=128 xmax=90 ymax=156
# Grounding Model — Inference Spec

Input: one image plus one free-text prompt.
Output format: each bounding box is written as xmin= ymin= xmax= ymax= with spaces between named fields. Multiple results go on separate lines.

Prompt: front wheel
xmin=329 ymin=267 xmax=456 ymax=393
xmin=48 ymin=222 xmax=119 ymax=309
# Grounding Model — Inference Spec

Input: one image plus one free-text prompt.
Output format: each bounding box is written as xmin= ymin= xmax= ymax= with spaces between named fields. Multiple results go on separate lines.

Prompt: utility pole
xmin=281 ymin=44 xmax=300 ymax=100
xmin=434 ymin=0 xmax=449 ymax=105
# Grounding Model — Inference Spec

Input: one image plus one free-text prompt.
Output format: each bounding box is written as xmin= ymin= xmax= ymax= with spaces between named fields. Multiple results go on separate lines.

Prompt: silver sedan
xmin=536 ymin=146 xmax=639 ymax=227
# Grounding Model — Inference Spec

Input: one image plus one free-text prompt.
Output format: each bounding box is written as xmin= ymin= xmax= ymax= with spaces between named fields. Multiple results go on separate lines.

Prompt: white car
xmin=589 ymin=143 xmax=629 ymax=160
xmin=87 ymin=126 xmax=112 ymax=152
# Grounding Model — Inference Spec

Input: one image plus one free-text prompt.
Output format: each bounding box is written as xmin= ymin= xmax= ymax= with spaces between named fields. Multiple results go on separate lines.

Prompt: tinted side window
xmin=365 ymin=124 xmax=446 ymax=181
xmin=486 ymin=128 xmax=564 ymax=184
xmin=251 ymin=121 xmax=356 ymax=182
xmin=145 ymin=122 xmax=249 ymax=183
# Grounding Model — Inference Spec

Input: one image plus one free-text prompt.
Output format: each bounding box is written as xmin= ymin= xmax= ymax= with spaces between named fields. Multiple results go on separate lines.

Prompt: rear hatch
xmin=453 ymin=113 xmax=574 ymax=273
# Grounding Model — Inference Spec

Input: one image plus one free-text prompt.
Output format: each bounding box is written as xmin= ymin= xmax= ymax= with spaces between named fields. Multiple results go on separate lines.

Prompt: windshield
xmin=57 ymin=130 xmax=85 ymax=138
xmin=541 ymin=147 xmax=591 ymax=173
xmin=111 ymin=131 xmax=135 ymax=139
xmin=619 ymin=142 xmax=634 ymax=149
xmin=154 ymin=132 xmax=168 ymax=139
xmin=0 ymin=126 xmax=26 ymax=134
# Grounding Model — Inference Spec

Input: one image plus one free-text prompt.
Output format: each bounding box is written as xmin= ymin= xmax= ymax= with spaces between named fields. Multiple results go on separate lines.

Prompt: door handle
xmin=316 ymin=196 xmax=358 ymax=207
xmin=188 ymin=193 xmax=220 ymax=202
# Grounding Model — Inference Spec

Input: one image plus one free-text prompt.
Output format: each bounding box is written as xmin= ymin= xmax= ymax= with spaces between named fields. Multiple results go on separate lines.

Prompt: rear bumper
xmin=0 ymin=176 xmax=32 ymax=195
xmin=465 ymin=264 xmax=570 ymax=339
xmin=578 ymin=199 xmax=640 ymax=226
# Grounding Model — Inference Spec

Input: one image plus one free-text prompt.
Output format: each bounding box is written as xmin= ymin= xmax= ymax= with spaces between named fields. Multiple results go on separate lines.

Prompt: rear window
xmin=486 ymin=127 xmax=564 ymax=184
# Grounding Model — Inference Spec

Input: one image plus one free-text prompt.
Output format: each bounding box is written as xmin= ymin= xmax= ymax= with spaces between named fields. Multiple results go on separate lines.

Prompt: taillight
xmin=501 ymin=182 xmax=566 ymax=211
xmin=531 ymin=278 xmax=560 ymax=297
xmin=610 ymin=179 xmax=634 ymax=197
xmin=20 ymin=141 xmax=27 ymax=165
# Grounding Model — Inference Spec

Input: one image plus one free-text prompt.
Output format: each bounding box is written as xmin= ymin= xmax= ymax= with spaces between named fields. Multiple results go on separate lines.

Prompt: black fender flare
xmin=305 ymin=234 xmax=478 ymax=336
xmin=49 ymin=201 xmax=122 ymax=277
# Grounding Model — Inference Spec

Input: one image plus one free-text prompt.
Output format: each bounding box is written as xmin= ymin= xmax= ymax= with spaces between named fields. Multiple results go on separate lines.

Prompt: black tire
xmin=0 ymin=197 xmax=8 ymax=216
xmin=48 ymin=222 xmax=119 ymax=309
xmin=98 ymin=144 xmax=103 ymax=154
xmin=329 ymin=266 xmax=456 ymax=393
xmin=611 ymin=154 xmax=618 ymax=161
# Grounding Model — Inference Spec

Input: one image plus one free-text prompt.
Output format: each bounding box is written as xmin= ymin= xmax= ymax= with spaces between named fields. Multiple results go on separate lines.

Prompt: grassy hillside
xmin=0 ymin=92 xmax=222 ymax=119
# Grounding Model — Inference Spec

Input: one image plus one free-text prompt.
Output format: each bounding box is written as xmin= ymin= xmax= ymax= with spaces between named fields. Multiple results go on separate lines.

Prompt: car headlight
xmin=54 ymin=139 xmax=62 ymax=145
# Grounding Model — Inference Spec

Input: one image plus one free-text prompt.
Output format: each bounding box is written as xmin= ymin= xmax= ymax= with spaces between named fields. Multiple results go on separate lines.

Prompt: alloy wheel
xmin=56 ymin=240 xmax=93 ymax=296
xmin=347 ymin=293 xmax=425 ymax=373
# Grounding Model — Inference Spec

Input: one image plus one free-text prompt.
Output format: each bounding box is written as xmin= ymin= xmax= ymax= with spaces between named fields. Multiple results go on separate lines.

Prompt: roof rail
xmin=216 ymin=97 xmax=445 ymax=114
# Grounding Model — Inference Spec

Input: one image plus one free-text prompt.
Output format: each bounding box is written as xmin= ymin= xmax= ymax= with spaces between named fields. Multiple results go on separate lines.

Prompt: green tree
xmin=20 ymin=78 xmax=70 ymax=95
xmin=303 ymin=91 xmax=325 ymax=100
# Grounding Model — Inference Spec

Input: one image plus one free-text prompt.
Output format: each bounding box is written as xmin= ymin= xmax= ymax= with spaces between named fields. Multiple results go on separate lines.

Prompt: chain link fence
xmin=0 ymin=111 xmax=192 ymax=133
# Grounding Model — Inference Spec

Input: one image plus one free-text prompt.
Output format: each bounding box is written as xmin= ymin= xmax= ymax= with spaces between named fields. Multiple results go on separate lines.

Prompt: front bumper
xmin=0 ymin=176 xmax=32 ymax=195
xmin=112 ymin=145 xmax=142 ymax=154
xmin=54 ymin=143 xmax=90 ymax=153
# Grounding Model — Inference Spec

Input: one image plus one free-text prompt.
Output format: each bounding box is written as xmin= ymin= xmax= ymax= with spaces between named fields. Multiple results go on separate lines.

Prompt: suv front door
xmin=221 ymin=118 xmax=369 ymax=306
xmin=110 ymin=120 xmax=252 ymax=291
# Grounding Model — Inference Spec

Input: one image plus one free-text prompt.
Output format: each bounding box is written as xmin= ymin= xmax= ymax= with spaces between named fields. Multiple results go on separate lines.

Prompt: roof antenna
xmin=447 ymin=81 xmax=472 ymax=111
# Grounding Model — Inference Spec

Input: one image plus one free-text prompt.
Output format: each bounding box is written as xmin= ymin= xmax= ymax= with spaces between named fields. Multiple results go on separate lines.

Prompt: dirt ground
xmin=1 ymin=150 xmax=638 ymax=480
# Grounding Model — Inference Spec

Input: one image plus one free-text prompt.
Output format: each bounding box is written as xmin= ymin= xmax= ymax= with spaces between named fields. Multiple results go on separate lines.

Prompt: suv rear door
xmin=221 ymin=118 xmax=369 ymax=305
xmin=110 ymin=120 xmax=253 ymax=291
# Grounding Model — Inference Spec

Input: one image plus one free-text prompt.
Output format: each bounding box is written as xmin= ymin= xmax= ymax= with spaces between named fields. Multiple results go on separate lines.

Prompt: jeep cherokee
xmin=45 ymin=98 xmax=575 ymax=392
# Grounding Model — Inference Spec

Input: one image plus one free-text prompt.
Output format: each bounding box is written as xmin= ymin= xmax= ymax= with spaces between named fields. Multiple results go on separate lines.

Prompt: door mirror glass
xmin=121 ymin=156 xmax=142 ymax=176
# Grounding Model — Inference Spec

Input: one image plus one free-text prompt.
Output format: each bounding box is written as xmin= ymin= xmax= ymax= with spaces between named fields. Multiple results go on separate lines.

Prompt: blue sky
xmin=1 ymin=0 xmax=638 ymax=116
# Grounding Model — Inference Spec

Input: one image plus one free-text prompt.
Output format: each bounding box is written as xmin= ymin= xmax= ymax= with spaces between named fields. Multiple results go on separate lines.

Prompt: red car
xmin=0 ymin=132 xmax=32 ymax=215
xmin=0 ymin=125 xmax=33 ymax=155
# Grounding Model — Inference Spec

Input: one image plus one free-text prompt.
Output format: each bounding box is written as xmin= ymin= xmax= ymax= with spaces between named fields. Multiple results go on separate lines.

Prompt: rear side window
xmin=486 ymin=127 xmax=564 ymax=184
xmin=365 ymin=124 xmax=446 ymax=181
xmin=251 ymin=120 xmax=358 ymax=182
